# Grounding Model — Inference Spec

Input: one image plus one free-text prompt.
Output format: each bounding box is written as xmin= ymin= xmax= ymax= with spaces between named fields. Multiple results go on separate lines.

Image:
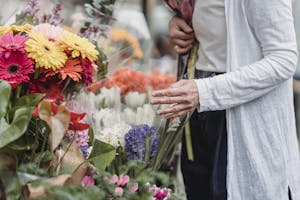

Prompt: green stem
xmin=34 ymin=68 xmax=39 ymax=79
xmin=37 ymin=127 xmax=49 ymax=168
xmin=15 ymin=85 xmax=22 ymax=99
xmin=29 ymin=119 xmax=39 ymax=162
xmin=184 ymin=122 xmax=194 ymax=161
xmin=184 ymin=42 xmax=199 ymax=161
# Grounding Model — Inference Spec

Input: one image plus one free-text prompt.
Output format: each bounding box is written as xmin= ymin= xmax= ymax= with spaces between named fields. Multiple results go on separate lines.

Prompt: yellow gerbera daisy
xmin=25 ymin=32 xmax=67 ymax=70
xmin=0 ymin=24 xmax=33 ymax=36
xmin=59 ymin=31 xmax=99 ymax=61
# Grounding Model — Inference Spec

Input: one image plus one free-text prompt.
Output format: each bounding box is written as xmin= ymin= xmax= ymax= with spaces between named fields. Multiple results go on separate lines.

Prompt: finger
xmin=156 ymin=103 xmax=192 ymax=116
xmin=170 ymin=80 xmax=188 ymax=88
xmin=172 ymin=38 xmax=194 ymax=48
xmin=175 ymin=45 xmax=193 ymax=54
xmin=151 ymin=96 xmax=188 ymax=105
xmin=152 ymin=88 xmax=184 ymax=97
xmin=176 ymin=18 xmax=193 ymax=33
xmin=165 ymin=108 xmax=193 ymax=119
xmin=170 ymin=29 xmax=195 ymax=40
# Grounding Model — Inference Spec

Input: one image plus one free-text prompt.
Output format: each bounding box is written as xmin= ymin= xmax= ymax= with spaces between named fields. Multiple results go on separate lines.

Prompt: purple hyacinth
xmin=125 ymin=124 xmax=158 ymax=161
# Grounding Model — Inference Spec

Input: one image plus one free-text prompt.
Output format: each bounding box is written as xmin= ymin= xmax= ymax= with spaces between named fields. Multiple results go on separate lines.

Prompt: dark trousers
xmin=181 ymin=110 xmax=227 ymax=200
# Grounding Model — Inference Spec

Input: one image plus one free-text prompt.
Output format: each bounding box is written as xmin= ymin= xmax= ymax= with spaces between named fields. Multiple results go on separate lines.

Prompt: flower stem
xmin=184 ymin=122 xmax=194 ymax=161
xmin=29 ymin=119 xmax=39 ymax=162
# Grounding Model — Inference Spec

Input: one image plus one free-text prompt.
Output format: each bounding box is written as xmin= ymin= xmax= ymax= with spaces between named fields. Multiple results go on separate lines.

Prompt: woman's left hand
xmin=151 ymin=80 xmax=199 ymax=119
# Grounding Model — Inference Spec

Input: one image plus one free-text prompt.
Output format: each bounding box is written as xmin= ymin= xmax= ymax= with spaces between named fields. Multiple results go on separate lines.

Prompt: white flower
xmin=136 ymin=104 xmax=156 ymax=126
xmin=94 ymin=122 xmax=131 ymax=147
xmin=98 ymin=87 xmax=121 ymax=108
xmin=123 ymin=107 xmax=137 ymax=125
xmin=124 ymin=92 xmax=146 ymax=108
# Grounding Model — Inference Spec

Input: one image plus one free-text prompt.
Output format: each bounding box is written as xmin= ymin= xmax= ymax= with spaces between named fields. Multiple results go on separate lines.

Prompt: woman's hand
xmin=169 ymin=16 xmax=195 ymax=54
xmin=151 ymin=80 xmax=199 ymax=119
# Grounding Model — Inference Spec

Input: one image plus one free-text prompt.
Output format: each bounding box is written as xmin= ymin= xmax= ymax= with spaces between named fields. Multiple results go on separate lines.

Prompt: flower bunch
xmin=108 ymin=175 xmax=139 ymax=197
xmin=89 ymin=67 xmax=176 ymax=95
xmin=0 ymin=23 xmax=100 ymax=100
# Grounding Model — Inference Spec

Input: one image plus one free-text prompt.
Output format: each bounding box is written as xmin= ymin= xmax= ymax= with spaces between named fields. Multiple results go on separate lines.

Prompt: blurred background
xmin=1 ymin=0 xmax=300 ymax=138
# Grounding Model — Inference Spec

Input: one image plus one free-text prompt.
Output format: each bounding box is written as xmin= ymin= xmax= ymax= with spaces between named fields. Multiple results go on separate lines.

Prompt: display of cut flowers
xmin=0 ymin=0 xmax=183 ymax=199
xmin=75 ymin=66 xmax=187 ymax=172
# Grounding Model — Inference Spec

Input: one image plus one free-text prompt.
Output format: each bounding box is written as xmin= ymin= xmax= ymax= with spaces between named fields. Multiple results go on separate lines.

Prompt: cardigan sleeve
xmin=194 ymin=0 xmax=298 ymax=112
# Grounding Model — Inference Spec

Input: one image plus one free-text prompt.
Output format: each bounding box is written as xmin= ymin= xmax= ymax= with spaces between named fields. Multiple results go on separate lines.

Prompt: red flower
xmin=68 ymin=112 xmax=90 ymax=131
xmin=29 ymin=77 xmax=64 ymax=101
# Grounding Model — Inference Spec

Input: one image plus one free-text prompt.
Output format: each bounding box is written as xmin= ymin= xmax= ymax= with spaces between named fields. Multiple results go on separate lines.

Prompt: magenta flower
xmin=81 ymin=176 xmax=95 ymax=187
xmin=149 ymin=186 xmax=172 ymax=200
xmin=0 ymin=33 xmax=27 ymax=59
xmin=0 ymin=52 xmax=34 ymax=88
xmin=82 ymin=59 xmax=93 ymax=85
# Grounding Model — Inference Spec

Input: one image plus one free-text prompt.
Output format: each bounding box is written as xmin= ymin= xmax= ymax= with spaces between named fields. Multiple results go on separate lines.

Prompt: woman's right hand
xmin=169 ymin=16 xmax=195 ymax=55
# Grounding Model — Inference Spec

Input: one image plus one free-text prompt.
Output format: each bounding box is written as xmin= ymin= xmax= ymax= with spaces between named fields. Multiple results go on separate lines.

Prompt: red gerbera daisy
xmin=29 ymin=77 xmax=64 ymax=101
xmin=82 ymin=59 xmax=93 ymax=85
xmin=0 ymin=33 xmax=27 ymax=59
xmin=0 ymin=52 xmax=34 ymax=88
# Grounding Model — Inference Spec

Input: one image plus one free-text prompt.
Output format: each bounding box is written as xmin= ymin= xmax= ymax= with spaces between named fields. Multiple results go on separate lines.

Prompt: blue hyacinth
xmin=125 ymin=124 xmax=158 ymax=161
xmin=80 ymin=145 xmax=90 ymax=159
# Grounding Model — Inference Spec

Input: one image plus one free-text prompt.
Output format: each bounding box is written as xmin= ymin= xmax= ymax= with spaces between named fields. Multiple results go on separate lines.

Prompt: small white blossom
xmin=94 ymin=122 xmax=131 ymax=147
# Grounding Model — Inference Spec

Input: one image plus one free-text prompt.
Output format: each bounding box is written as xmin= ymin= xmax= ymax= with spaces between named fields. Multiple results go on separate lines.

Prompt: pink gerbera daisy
xmin=0 ymin=52 xmax=34 ymax=88
xmin=0 ymin=33 xmax=28 ymax=59
xmin=31 ymin=23 xmax=63 ymax=41
xmin=82 ymin=59 xmax=93 ymax=85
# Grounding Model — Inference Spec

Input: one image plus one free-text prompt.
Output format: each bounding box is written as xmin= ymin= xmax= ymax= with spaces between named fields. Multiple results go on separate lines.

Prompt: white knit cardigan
xmin=194 ymin=0 xmax=300 ymax=199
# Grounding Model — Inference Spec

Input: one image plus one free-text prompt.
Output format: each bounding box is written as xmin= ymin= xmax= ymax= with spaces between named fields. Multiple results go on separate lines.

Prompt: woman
xmin=151 ymin=0 xmax=300 ymax=199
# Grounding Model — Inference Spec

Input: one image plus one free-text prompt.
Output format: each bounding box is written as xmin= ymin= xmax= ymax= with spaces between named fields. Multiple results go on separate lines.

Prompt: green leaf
xmin=88 ymin=140 xmax=116 ymax=172
xmin=0 ymin=81 xmax=11 ymax=119
xmin=13 ymin=93 xmax=45 ymax=108
xmin=0 ymin=106 xmax=34 ymax=148
xmin=88 ymin=128 xmax=94 ymax=147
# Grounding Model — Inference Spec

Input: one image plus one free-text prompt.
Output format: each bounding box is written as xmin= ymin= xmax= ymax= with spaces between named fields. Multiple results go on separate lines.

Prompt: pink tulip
xmin=81 ymin=176 xmax=95 ymax=187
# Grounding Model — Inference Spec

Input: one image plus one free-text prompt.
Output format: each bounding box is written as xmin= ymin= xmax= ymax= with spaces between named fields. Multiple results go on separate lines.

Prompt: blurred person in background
xmin=151 ymin=0 xmax=300 ymax=200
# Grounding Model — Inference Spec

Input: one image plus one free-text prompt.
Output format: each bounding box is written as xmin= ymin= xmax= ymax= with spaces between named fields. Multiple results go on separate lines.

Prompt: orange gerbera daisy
xmin=45 ymin=58 xmax=83 ymax=82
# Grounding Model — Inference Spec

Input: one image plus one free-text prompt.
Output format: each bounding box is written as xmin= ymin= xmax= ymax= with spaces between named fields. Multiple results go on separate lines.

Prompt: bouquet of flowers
xmin=164 ymin=0 xmax=198 ymax=161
